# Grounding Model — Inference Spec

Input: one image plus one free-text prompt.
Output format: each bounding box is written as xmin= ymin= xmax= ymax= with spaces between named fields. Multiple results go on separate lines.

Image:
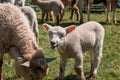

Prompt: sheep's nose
xmin=50 ymin=41 xmax=56 ymax=46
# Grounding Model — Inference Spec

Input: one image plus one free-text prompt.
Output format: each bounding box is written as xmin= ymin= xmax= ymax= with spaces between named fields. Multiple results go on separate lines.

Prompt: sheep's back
xmin=0 ymin=3 xmax=36 ymax=52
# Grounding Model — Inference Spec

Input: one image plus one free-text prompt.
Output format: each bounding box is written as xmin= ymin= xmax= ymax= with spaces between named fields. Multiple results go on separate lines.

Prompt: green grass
xmin=2 ymin=10 xmax=120 ymax=80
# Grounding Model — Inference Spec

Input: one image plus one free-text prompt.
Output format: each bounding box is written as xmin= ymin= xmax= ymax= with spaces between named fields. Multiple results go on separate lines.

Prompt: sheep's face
xmin=43 ymin=23 xmax=76 ymax=49
xmin=16 ymin=50 xmax=49 ymax=80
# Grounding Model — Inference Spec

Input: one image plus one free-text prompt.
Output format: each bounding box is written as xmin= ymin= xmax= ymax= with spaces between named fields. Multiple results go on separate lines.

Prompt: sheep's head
xmin=43 ymin=23 xmax=76 ymax=49
xmin=11 ymin=48 xmax=49 ymax=80
xmin=22 ymin=49 xmax=49 ymax=80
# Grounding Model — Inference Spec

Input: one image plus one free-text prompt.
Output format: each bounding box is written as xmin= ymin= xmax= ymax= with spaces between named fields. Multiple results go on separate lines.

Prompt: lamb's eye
xmin=59 ymin=34 xmax=64 ymax=38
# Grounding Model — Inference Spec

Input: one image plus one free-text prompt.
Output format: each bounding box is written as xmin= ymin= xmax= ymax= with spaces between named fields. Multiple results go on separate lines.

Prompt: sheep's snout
xmin=50 ymin=41 xmax=58 ymax=49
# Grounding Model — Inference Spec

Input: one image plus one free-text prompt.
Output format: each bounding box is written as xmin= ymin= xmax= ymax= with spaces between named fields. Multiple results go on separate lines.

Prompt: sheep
xmin=20 ymin=6 xmax=39 ymax=44
xmin=0 ymin=3 xmax=48 ymax=80
xmin=43 ymin=21 xmax=105 ymax=80
xmin=86 ymin=0 xmax=118 ymax=24
xmin=30 ymin=0 xmax=64 ymax=25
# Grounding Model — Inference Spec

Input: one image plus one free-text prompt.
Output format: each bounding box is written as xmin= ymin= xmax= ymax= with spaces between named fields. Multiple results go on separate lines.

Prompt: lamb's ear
xmin=21 ymin=61 xmax=30 ymax=67
xmin=43 ymin=23 xmax=52 ymax=31
xmin=65 ymin=25 xmax=76 ymax=34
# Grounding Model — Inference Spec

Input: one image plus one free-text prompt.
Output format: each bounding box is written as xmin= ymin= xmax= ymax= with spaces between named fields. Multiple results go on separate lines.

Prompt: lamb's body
xmin=0 ymin=3 xmax=48 ymax=80
xmin=43 ymin=21 xmax=105 ymax=80
xmin=20 ymin=6 xmax=39 ymax=44
xmin=31 ymin=0 xmax=64 ymax=24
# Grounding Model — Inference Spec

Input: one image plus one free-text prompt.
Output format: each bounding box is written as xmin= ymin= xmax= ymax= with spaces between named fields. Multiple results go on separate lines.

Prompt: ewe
xmin=43 ymin=21 xmax=105 ymax=80
xmin=0 ymin=3 xmax=48 ymax=80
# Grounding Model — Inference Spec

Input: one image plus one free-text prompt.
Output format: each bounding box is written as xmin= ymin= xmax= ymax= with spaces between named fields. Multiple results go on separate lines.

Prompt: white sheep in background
xmin=30 ymin=0 xmax=64 ymax=25
xmin=20 ymin=6 xmax=39 ymax=44
xmin=43 ymin=21 xmax=105 ymax=80
xmin=0 ymin=3 xmax=48 ymax=80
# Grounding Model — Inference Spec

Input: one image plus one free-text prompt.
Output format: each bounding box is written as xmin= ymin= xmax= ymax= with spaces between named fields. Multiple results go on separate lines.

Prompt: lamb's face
xmin=48 ymin=27 xmax=66 ymax=49
xmin=15 ymin=50 xmax=49 ymax=80
xmin=43 ymin=23 xmax=76 ymax=49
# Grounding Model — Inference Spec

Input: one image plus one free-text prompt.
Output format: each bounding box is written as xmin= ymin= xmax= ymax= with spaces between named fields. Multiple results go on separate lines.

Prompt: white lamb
xmin=30 ymin=0 xmax=64 ymax=25
xmin=0 ymin=3 xmax=48 ymax=80
xmin=20 ymin=6 xmax=39 ymax=44
xmin=43 ymin=21 xmax=105 ymax=80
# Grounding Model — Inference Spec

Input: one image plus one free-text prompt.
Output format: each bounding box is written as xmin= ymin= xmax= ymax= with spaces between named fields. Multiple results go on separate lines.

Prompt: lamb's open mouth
xmin=51 ymin=44 xmax=58 ymax=49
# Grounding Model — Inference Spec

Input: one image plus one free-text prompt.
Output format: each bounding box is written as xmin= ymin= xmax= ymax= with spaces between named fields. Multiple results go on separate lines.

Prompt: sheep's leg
xmin=79 ymin=0 xmax=84 ymax=23
xmin=0 ymin=54 xmax=3 ymax=80
xmin=45 ymin=12 xmax=49 ymax=21
xmin=59 ymin=9 xmax=64 ymax=21
xmin=73 ymin=6 xmax=80 ymax=21
xmin=58 ymin=57 xmax=67 ymax=80
xmin=69 ymin=9 xmax=75 ymax=20
xmin=89 ymin=45 xmax=102 ymax=79
xmin=106 ymin=1 xmax=111 ymax=23
xmin=41 ymin=12 xmax=45 ymax=22
xmin=74 ymin=53 xmax=86 ymax=80
xmin=112 ymin=0 xmax=117 ymax=24
xmin=86 ymin=2 xmax=92 ymax=21
xmin=88 ymin=49 xmax=95 ymax=79
xmin=50 ymin=11 xmax=54 ymax=22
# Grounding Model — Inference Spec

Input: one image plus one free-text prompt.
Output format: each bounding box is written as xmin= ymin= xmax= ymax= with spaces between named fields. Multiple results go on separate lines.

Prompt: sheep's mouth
xmin=51 ymin=44 xmax=58 ymax=49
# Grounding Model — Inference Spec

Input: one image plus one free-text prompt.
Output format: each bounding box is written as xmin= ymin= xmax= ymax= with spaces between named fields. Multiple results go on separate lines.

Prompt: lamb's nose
xmin=50 ymin=41 xmax=56 ymax=46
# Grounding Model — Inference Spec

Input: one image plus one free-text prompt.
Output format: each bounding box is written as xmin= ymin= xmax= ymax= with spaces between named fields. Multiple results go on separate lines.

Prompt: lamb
xmin=0 ymin=3 xmax=48 ymax=80
xmin=20 ymin=6 xmax=39 ymax=44
xmin=43 ymin=21 xmax=105 ymax=80
xmin=30 ymin=0 xmax=64 ymax=25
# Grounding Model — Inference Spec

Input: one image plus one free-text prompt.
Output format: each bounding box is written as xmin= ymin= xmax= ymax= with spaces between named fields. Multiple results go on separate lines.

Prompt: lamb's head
xmin=43 ymin=23 xmax=76 ymax=49
xmin=9 ymin=48 xmax=49 ymax=80
xmin=21 ymin=49 xmax=49 ymax=80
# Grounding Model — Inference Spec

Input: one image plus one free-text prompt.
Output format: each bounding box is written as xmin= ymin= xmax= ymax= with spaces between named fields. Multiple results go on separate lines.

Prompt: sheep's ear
xmin=65 ymin=25 xmax=76 ymax=34
xmin=21 ymin=61 xmax=30 ymax=67
xmin=43 ymin=23 xmax=52 ymax=31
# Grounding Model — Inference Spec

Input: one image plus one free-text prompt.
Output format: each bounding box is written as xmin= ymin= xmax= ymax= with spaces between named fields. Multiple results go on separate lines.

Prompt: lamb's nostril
xmin=50 ymin=41 xmax=55 ymax=45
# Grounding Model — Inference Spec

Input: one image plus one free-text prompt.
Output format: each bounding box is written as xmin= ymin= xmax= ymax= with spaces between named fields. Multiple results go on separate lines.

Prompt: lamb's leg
xmin=88 ymin=49 xmax=95 ymax=79
xmin=41 ymin=12 xmax=45 ymax=22
xmin=58 ymin=57 xmax=67 ymax=80
xmin=86 ymin=3 xmax=92 ymax=21
xmin=89 ymin=44 xmax=102 ymax=79
xmin=69 ymin=9 xmax=74 ymax=20
xmin=45 ymin=13 xmax=49 ymax=21
xmin=0 ymin=54 xmax=3 ymax=80
xmin=56 ymin=15 xmax=60 ymax=25
xmin=106 ymin=1 xmax=111 ymax=23
xmin=74 ymin=53 xmax=86 ymax=80
xmin=112 ymin=0 xmax=117 ymax=24
xmin=59 ymin=9 xmax=64 ymax=21
xmin=50 ymin=11 xmax=54 ymax=22
xmin=74 ymin=6 xmax=80 ymax=21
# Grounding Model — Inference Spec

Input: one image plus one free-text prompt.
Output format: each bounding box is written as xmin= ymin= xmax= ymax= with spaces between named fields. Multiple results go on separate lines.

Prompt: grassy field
xmin=2 ymin=9 xmax=120 ymax=80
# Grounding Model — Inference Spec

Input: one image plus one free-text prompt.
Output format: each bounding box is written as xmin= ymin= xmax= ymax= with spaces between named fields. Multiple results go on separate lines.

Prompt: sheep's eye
xmin=59 ymin=34 xmax=64 ymax=38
